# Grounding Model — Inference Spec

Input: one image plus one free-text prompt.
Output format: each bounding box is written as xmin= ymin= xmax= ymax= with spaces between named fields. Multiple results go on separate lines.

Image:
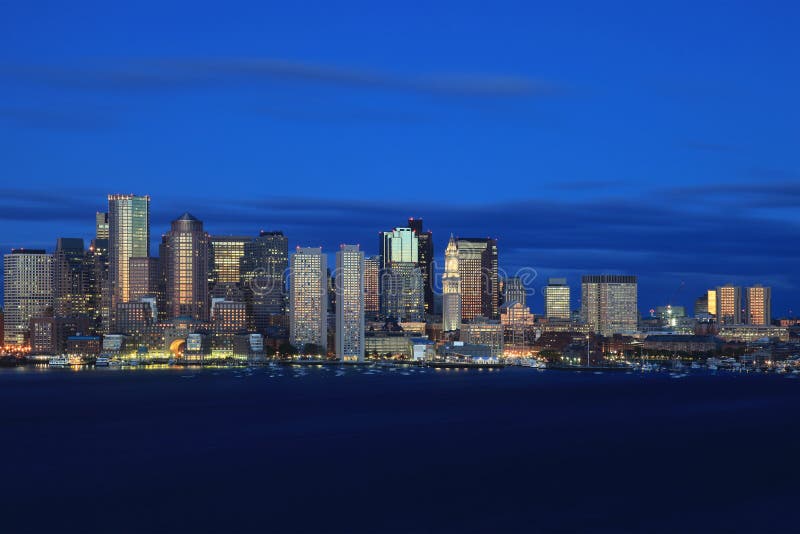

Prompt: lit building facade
xmin=163 ymin=213 xmax=209 ymax=321
xmin=707 ymin=289 xmax=717 ymax=316
xmin=335 ymin=245 xmax=365 ymax=362
xmin=457 ymin=237 xmax=499 ymax=320
xmin=52 ymin=238 xmax=90 ymax=318
xmin=3 ymin=249 xmax=53 ymax=346
xmin=379 ymin=227 xmax=424 ymax=321
xmin=364 ymin=256 xmax=380 ymax=320
xmin=128 ymin=256 xmax=160 ymax=302
xmin=581 ymin=275 xmax=638 ymax=336
xmin=209 ymin=235 xmax=252 ymax=286
xmin=108 ymin=194 xmax=150 ymax=318
xmin=716 ymin=284 xmax=742 ymax=324
xmin=289 ymin=247 xmax=328 ymax=353
xmin=442 ymin=235 xmax=461 ymax=332
xmin=544 ymin=277 xmax=570 ymax=320
xmin=746 ymin=285 xmax=771 ymax=325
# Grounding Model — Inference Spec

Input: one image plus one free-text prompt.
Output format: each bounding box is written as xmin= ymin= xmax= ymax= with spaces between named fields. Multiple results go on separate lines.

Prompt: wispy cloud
xmin=1 ymin=57 xmax=563 ymax=99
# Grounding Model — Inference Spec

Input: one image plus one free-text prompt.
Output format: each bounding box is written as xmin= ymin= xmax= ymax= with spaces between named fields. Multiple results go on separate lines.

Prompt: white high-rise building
xmin=289 ymin=247 xmax=328 ymax=354
xmin=544 ymin=278 xmax=571 ymax=320
xmin=3 ymin=249 xmax=53 ymax=346
xmin=442 ymin=235 xmax=462 ymax=332
xmin=335 ymin=245 xmax=365 ymax=362
xmin=581 ymin=275 xmax=638 ymax=336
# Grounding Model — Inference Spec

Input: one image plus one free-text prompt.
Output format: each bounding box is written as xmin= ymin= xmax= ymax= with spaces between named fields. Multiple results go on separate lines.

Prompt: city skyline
xmin=1 ymin=3 xmax=799 ymax=318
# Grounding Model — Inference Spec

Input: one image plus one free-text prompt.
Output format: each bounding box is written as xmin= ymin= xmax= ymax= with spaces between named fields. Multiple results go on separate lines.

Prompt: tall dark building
xmin=408 ymin=218 xmax=434 ymax=315
xmin=52 ymin=238 xmax=90 ymax=318
xmin=240 ymin=231 xmax=289 ymax=333
xmin=162 ymin=213 xmax=209 ymax=321
xmin=457 ymin=237 xmax=499 ymax=320
xmin=89 ymin=214 xmax=110 ymax=333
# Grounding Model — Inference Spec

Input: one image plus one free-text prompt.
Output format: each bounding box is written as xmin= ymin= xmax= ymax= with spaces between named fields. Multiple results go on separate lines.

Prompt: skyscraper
xmin=544 ymin=277 xmax=571 ymax=320
xmin=52 ymin=238 xmax=90 ymax=318
xmin=209 ymin=235 xmax=252 ymax=286
xmin=95 ymin=212 xmax=109 ymax=240
xmin=746 ymin=285 xmax=771 ymax=325
xmin=108 ymin=194 xmax=150 ymax=318
xmin=379 ymin=227 xmax=424 ymax=321
xmin=364 ymin=256 xmax=380 ymax=320
xmin=3 ymin=249 xmax=53 ymax=346
xmin=581 ymin=275 xmax=638 ymax=336
xmin=442 ymin=235 xmax=462 ymax=332
xmin=716 ymin=284 xmax=742 ymax=324
xmin=707 ymin=289 xmax=717 ymax=316
xmin=241 ymin=231 xmax=289 ymax=332
xmin=289 ymin=247 xmax=328 ymax=354
xmin=335 ymin=245 xmax=365 ymax=362
xmin=407 ymin=218 xmax=434 ymax=314
xmin=163 ymin=213 xmax=209 ymax=321
xmin=457 ymin=237 xmax=499 ymax=320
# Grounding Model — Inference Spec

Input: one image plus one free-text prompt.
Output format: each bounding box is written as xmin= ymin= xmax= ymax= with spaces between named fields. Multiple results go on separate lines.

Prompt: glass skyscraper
xmin=108 ymin=194 xmax=150 ymax=321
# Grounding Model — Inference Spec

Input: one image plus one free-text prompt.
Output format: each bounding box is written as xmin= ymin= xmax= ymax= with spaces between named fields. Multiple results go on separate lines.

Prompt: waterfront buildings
xmin=108 ymin=194 xmax=150 ymax=320
xmin=544 ymin=277 xmax=570 ymax=320
xmin=456 ymin=237 xmax=499 ymax=320
xmin=581 ymin=275 xmax=638 ymax=336
xmin=746 ymin=285 xmax=771 ymax=325
xmin=162 ymin=213 xmax=209 ymax=321
xmin=716 ymin=284 xmax=742 ymax=325
xmin=442 ymin=235 xmax=462 ymax=332
xmin=3 ymin=250 xmax=53 ymax=346
xmin=289 ymin=247 xmax=328 ymax=354
xmin=335 ymin=244 xmax=365 ymax=362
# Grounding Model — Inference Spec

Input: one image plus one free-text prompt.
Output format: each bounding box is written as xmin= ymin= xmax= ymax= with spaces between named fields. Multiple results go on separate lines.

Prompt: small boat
xmin=95 ymin=356 xmax=110 ymax=367
xmin=48 ymin=356 xmax=69 ymax=367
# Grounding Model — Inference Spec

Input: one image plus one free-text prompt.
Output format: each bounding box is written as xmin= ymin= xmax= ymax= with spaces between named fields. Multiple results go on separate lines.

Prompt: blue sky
xmin=1 ymin=1 xmax=798 ymax=315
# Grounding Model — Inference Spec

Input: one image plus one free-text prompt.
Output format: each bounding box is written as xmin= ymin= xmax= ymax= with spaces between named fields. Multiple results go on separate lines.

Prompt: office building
xmin=457 ymin=237 xmax=499 ymax=320
xmin=442 ymin=234 xmax=462 ymax=332
xmin=209 ymin=235 xmax=252 ymax=286
xmin=52 ymin=238 xmax=90 ymax=318
xmin=364 ymin=256 xmax=380 ymax=320
xmin=3 ymin=249 xmax=53 ymax=346
xmin=162 ymin=213 xmax=209 ymax=321
xmin=108 ymin=194 xmax=150 ymax=317
xmin=289 ymin=247 xmax=328 ymax=354
xmin=335 ymin=245 xmax=365 ymax=362
xmin=241 ymin=231 xmax=289 ymax=332
xmin=716 ymin=284 xmax=742 ymax=324
xmin=707 ymin=289 xmax=717 ymax=316
xmin=128 ymin=256 xmax=160 ymax=302
xmin=746 ymin=285 xmax=771 ymax=326
xmin=407 ymin=218 xmax=434 ymax=314
xmin=379 ymin=227 xmax=424 ymax=321
xmin=544 ymin=277 xmax=570 ymax=320
xmin=581 ymin=275 xmax=638 ymax=336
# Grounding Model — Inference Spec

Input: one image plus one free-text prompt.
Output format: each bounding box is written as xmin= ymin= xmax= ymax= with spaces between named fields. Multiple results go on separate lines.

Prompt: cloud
xmin=1 ymin=58 xmax=563 ymax=99
xmin=0 ymin=107 xmax=113 ymax=131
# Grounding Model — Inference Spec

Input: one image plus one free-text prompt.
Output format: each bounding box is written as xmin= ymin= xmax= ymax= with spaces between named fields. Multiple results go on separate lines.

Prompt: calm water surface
xmin=1 ymin=365 xmax=798 ymax=533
